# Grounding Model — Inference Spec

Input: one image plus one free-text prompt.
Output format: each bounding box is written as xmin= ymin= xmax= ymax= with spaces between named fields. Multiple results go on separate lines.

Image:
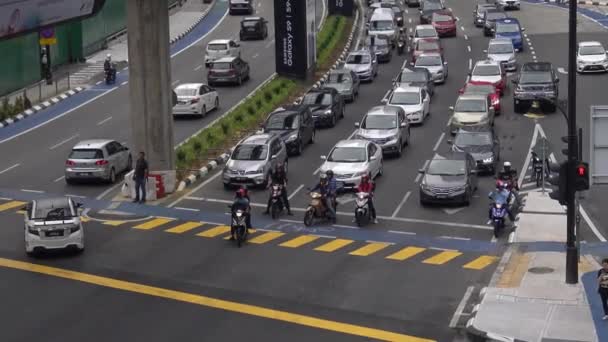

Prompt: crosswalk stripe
xmin=16 ymin=210 xmax=25 ymax=214
xmin=386 ymin=246 xmax=426 ymax=261
xmin=80 ymin=216 xmax=91 ymax=222
xmin=133 ymin=218 xmax=174 ymax=230
xmin=463 ymin=256 xmax=498 ymax=270
xmin=165 ymin=222 xmax=203 ymax=234
xmin=103 ymin=220 xmax=126 ymax=226
xmin=0 ymin=201 xmax=26 ymax=212
xmin=198 ymin=225 xmax=231 ymax=238
xmin=422 ymin=251 xmax=463 ymax=265
xmin=248 ymin=231 xmax=285 ymax=244
xmin=349 ymin=242 xmax=390 ymax=256
xmin=280 ymin=235 xmax=320 ymax=248
xmin=223 ymin=229 xmax=257 ymax=239
xmin=314 ymin=239 xmax=354 ymax=252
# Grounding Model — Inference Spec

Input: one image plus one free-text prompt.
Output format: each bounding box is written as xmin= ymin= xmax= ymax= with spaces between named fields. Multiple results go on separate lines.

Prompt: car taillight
xmin=458 ymin=88 xmax=464 ymax=94
xmin=66 ymin=160 xmax=76 ymax=166
xmin=492 ymin=97 xmax=500 ymax=105
xmin=190 ymin=98 xmax=200 ymax=104
xmin=95 ymin=160 xmax=109 ymax=166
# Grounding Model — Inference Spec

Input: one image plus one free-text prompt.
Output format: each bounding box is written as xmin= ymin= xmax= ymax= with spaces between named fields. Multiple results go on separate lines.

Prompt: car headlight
xmin=408 ymin=111 xmax=422 ymax=117
xmin=324 ymin=109 xmax=332 ymax=115
xmin=254 ymin=168 xmax=265 ymax=174
xmin=286 ymin=133 xmax=298 ymax=142
xmin=483 ymin=156 xmax=494 ymax=163
xmin=437 ymin=70 xmax=443 ymax=74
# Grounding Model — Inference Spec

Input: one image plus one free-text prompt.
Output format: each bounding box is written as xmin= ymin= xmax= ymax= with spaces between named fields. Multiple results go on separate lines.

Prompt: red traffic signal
xmin=573 ymin=162 xmax=589 ymax=191
xmin=577 ymin=165 xmax=586 ymax=177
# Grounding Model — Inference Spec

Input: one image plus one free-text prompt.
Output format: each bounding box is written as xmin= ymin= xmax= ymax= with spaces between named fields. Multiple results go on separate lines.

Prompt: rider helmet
xmin=503 ymin=161 xmax=512 ymax=173
xmin=106 ymin=53 xmax=111 ymax=60
xmin=325 ymin=170 xmax=334 ymax=178
xmin=236 ymin=188 xmax=247 ymax=198
xmin=320 ymin=173 xmax=328 ymax=182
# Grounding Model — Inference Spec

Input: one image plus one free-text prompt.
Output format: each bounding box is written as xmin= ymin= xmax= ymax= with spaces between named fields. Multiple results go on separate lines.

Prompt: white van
xmin=205 ymin=39 xmax=241 ymax=67
xmin=368 ymin=9 xmax=397 ymax=47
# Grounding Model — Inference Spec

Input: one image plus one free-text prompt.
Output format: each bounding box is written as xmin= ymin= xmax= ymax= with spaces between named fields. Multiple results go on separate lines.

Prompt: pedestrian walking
xmin=133 ymin=151 xmax=149 ymax=204
xmin=597 ymin=258 xmax=608 ymax=320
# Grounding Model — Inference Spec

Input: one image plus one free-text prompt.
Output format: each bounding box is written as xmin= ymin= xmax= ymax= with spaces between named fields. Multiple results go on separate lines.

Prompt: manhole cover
xmin=528 ymin=267 xmax=555 ymax=274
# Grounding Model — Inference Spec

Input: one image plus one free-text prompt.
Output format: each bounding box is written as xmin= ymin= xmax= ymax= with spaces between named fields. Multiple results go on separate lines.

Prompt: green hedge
xmin=316 ymin=16 xmax=349 ymax=69
xmin=0 ymin=96 xmax=27 ymax=121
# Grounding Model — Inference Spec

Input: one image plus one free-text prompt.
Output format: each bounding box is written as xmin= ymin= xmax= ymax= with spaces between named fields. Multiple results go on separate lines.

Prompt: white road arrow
xmin=337 ymin=195 xmax=357 ymax=205
xmin=443 ymin=208 xmax=466 ymax=215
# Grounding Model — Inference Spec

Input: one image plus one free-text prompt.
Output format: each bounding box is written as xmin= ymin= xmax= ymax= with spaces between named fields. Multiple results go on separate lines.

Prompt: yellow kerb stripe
xmin=165 ymin=222 xmax=203 ymax=234
xmin=463 ymin=256 xmax=498 ymax=270
xmin=248 ymin=231 xmax=285 ymax=244
xmin=133 ymin=217 xmax=174 ymax=230
xmin=0 ymin=201 xmax=26 ymax=212
xmin=314 ymin=239 xmax=354 ymax=252
xmin=349 ymin=242 xmax=390 ymax=256
xmin=280 ymin=235 xmax=320 ymax=248
xmin=385 ymin=247 xmax=426 ymax=261
xmin=103 ymin=221 xmax=126 ymax=226
xmin=422 ymin=251 xmax=463 ymax=265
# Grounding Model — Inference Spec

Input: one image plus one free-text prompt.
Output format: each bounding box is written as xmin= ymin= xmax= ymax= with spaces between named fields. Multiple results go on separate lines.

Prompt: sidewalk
xmin=469 ymin=191 xmax=601 ymax=342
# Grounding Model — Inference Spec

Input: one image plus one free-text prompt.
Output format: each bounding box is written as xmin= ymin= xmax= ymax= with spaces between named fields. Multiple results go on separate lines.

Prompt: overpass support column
xmin=126 ymin=0 xmax=176 ymax=193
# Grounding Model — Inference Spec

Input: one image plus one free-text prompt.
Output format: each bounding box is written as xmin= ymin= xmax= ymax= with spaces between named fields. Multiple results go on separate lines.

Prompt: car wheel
xmin=201 ymin=105 xmax=206 ymax=117
xmin=237 ymin=76 xmax=242 ymax=86
xmin=214 ymin=97 xmax=219 ymax=110
xmin=514 ymin=101 xmax=523 ymax=113
xmin=396 ymin=140 xmax=403 ymax=157
xmin=463 ymin=189 xmax=471 ymax=206
xmin=329 ymin=114 xmax=336 ymax=127
xmin=340 ymin=107 xmax=345 ymax=118
xmin=377 ymin=161 xmax=384 ymax=177
xmin=108 ymin=168 xmax=116 ymax=184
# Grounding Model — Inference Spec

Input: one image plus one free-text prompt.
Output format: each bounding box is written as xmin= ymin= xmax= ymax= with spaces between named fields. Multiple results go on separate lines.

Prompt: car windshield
xmin=416 ymin=28 xmax=437 ymax=38
xmin=488 ymin=43 xmax=513 ymax=54
xmin=579 ymin=45 xmax=605 ymax=55
xmin=211 ymin=62 xmax=232 ymax=70
xmin=207 ymin=43 xmax=228 ymax=51
xmin=478 ymin=5 xmax=495 ymax=14
xmin=473 ymin=65 xmax=500 ymax=76
xmin=432 ymin=14 xmax=452 ymax=22
xmin=266 ymin=113 xmax=299 ymax=130
xmin=465 ymin=84 xmax=494 ymax=94
xmin=390 ymin=91 xmax=420 ymax=105
xmin=455 ymin=99 xmax=487 ymax=112
xmin=519 ymin=72 xmax=553 ymax=84
xmin=496 ymin=23 xmax=519 ymax=33
xmin=416 ymin=55 xmax=442 ymax=66
xmin=371 ymin=20 xmax=393 ymax=30
xmin=486 ymin=12 xmax=506 ymax=21
xmin=424 ymin=2 xmax=443 ymax=10
xmin=328 ymin=147 xmax=366 ymax=162
xmin=369 ymin=37 xmax=389 ymax=47
xmin=232 ymin=144 xmax=268 ymax=161
xmin=69 ymin=149 xmax=103 ymax=159
xmin=398 ymin=71 xmax=428 ymax=82
xmin=417 ymin=40 xmax=440 ymax=51
xmin=328 ymin=72 xmax=351 ymax=83
xmin=302 ymin=93 xmax=332 ymax=105
xmin=34 ymin=205 xmax=74 ymax=220
xmin=363 ymin=115 xmax=398 ymax=129
xmin=427 ymin=159 xmax=466 ymax=176
xmin=242 ymin=20 xmax=258 ymax=27
xmin=175 ymin=88 xmax=198 ymax=96
xmin=455 ymin=132 xmax=492 ymax=146
xmin=346 ymin=54 xmax=370 ymax=64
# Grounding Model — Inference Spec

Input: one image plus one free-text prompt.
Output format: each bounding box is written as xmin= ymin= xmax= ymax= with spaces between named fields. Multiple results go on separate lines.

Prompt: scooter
xmin=304 ymin=191 xmax=336 ymax=226
xmin=270 ymin=184 xmax=285 ymax=219
xmin=490 ymin=202 xmax=508 ymax=238
xmin=531 ymin=151 xmax=547 ymax=187
xmin=105 ymin=67 xmax=116 ymax=85
xmin=354 ymin=192 xmax=372 ymax=227
xmin=230 ymin=208 xmax=248 ymax=247
xmin=397 ymin=39 xmax=405 ymax=55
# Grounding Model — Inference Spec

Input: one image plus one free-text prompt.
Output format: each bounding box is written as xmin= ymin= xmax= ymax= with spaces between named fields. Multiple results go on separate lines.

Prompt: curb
xmin=169 ymin=0 xmax=215 ymax=45
xmin=0 ymin=87 xmax=85 ymax=128
xmin=538 ymin=0 xmax=608 ymax=6
xmin=177 ymin=153 xmax=230 ymax=191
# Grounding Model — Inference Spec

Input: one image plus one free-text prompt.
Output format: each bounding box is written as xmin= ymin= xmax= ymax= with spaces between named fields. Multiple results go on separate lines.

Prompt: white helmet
xmin=106 ymin=53 xmax=112 ymax=59
xmin=503 ymin=161 xmax=512 ymax=168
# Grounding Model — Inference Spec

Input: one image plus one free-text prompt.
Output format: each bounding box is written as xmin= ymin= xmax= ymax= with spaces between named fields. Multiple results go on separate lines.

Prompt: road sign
xmin=39 ymin=27 xmax=56 ymax=45
xmin=533 ymin=137 xmax=551 ymax=157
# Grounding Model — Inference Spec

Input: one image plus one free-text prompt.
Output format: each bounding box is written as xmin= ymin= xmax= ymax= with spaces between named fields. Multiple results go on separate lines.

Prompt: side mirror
xmin=446 ymin=139 xmax=453 ymax=145
xmin=381 ymin=98 xmax=388 ymax=105
xmin=418 ymin=168 xmax=425 ymax=174
xmin=449 ymin=106 xmax=454 ymax=111
xmin=354 ymin=122 xmax=360 ymax=128
xmin=370 ymin=156 xmax=378 ymax=161
xmin=555 ymin=78 xmax=560 ymax=83
xmin=320 ymin=155 xmax=327 ymax=160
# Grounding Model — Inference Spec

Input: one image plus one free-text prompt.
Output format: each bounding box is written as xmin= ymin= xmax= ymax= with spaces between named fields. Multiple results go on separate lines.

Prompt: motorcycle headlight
xmin=496 ymin=203 xmax=503 ymax=209
xmin=483 ymin=156 xmax=494 ymax=163
xmin=286 ymin=133 xmax=298 ymax=142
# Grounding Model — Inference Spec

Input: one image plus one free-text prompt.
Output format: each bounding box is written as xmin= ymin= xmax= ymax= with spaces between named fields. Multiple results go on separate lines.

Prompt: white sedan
xmin=320 ymin=139 xmax=383 ymax=190
xmin=383 ymin=86 xmax=430 ymax=124
xmin=577 ymin=41 xmax=608 ymax=73
xmin=173 ymin=83 xmax=219 ymax=117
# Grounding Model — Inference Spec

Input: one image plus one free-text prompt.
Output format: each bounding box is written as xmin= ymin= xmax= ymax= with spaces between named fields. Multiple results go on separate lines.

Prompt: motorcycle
xmin=304 ymin=191 xmax=336 ymax=226
xmin=354 ymin=192 xmax=372 ymax=227
xmin=490 ymin=201 xmax=508 ymax=238
xmin=231 ymin=209 xmax=248 ymax=247
xmin=397 ymin=40 xmax=405 ymax=55
xmin=105 ymin=66 xmax=116 ymax=85
xmin=530 ymin=152 xmax=547 ymax=187
xmin=270 ymin=184 xmax=285 ymax=219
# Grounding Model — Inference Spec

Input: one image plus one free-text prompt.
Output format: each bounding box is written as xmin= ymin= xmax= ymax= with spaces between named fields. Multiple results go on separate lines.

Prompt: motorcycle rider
xmin=498 ymin=161 xmax=519 ymax=190
xmin=310 ymin=173 xmax=336 ymax=222
xmin=357 ymin=173 xmax=378 ymax=224
xmin=397 ymin=27 xmax=406 ymax=55
xmin=264 ymin=163 xmax=293 ymax=216
xmin=488 ymin=183 xmax=515 ymax=222
xmin=230 ymin=188 xmax=251 ymax=240
xmin=104 ymin=53 xmax=116 ymax=82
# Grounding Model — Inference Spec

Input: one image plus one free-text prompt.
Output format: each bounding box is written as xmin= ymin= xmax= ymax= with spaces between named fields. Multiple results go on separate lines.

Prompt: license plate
xmin=77 ymin=172 xmax=90 ymax=176
xmin=436 ymin=195 xmax=447 ymax=199
xmin=235 ymin=177 xmax=248 ymax=182
xmin=46 ymin=230 xmax=63 ymax=237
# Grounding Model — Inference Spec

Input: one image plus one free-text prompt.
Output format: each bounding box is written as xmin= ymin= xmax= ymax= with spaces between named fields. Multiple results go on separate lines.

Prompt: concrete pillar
xmin=126 ymin=0 xmax=176 ymax=192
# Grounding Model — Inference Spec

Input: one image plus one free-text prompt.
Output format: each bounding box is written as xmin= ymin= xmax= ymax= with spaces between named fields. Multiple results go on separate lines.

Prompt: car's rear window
xmin=242 ymin=21 xmax=258 ymax=27
xmin=208 ymin=43 xmax=228 ymax=51
xmin=211 ymin=62 xmax=232 ymax=70
xmin=176 ymin=88 xmax=198 ymax=96
xmin=69 ymin=149 xmax=103 ymax=159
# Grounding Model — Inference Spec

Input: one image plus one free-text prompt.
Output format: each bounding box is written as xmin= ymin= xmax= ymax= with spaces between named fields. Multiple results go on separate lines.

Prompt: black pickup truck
xmin=512 ymin=62 xmax=559 ymax=113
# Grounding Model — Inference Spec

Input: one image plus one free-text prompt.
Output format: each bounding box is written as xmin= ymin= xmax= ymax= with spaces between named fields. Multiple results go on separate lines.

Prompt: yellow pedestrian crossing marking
xmin=349 ymin=242 xmax=391 ymax=256
xmin=386 ymin=246 xmax=426 ymax=261
xmin=165 ymin=222 xmax=203 ymax=234
xmin=249 ymin=231 xmax=285 ymax=244
xmin=16 ymin=210 xmax=25 ymax=214
xmin=280 ymin=235 xmax=320 ymax=248
xmin=314 ymin=239 xmax=354 ymax=252
xmin=103 ymin=220 xmax=126 ymax=226
xmin=423 ymin=250 xmax=463 ymax=265
xmin=0 ymin=201 xmax=26 ymax=212
xmin=223 ymin=229 xmax=257 ymax=239
xmin=197 ymin=225 xmax=231 ymax=238
xmin=80 ymin=216 xmax=90 ymax=222
xmin=463 ymin=256 xmax=498 ymax=270
xmin=133 ymin=218 xmax=174 ymax=230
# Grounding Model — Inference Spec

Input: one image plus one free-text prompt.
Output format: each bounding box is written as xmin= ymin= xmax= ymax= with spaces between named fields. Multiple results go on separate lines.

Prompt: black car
xmin=473 ymin=4 xmax=497 ymax=27
xmin=207 ymin=56 xmax=250 ymax=86
xmin=512 ymin=62 xmax=559 ymax=113
xmin=239 ymin=17 xmax=268 ymax=40
xmin=263 ymin=106 xmax=315 ymax=156
xmin=229 ymin=0 xmax=253 ymax=15
xmin=405 ymin=0 xmax=421 ymax=7
xmin=483 ymin=9 xmax=507 ymax=36
xmin=299 ymin=88 xmax=345 ymax=128
xmin=419 ymin=152 xmax=479 ymax=206
xmin=419 ymin=0 xmax=444 ymax=24
xmin=448 ymin=125 xmax=500 ymax=174
xmin=394 ymin=67 xmax=435 ymax=96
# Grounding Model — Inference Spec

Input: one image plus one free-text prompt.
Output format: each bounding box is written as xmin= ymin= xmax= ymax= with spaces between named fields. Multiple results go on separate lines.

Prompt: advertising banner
xmin=306 ymin=0 xmax=316 ymax=70
xmin=274 ymin=0 xmax=314 ymax=79
xmin=328 ymin=0 xmax=354 ymax=16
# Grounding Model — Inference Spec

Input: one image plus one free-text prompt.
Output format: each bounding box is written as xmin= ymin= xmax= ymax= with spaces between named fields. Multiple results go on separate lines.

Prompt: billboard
xmin=0 ymin=0 xmax=105 ymax=41
xmin=274 ymin=0 xmax=315 ymax=79
xmin=328 ymin=0 xmax=354 ymax=16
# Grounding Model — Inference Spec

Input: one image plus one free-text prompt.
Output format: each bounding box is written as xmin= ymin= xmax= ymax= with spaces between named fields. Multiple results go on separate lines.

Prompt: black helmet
xmin=325 ymin=170 xmax=334 ymax=177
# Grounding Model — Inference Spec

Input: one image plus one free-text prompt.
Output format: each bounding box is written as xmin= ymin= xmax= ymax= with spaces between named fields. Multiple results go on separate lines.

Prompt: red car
xmin=431 ymin=10 xmax=457 ymax=37
xmin=411 ymin=38 xmax=443 ymax=63
xmin=459 ymin=81 xmax=501 ymax=115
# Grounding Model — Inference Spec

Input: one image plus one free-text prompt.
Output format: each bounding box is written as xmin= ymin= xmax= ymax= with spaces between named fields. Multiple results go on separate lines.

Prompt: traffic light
xmin=573 ymin=162 xmax=589 ymax=191
xmin=547 ymin=161 xmax=568 ymax=205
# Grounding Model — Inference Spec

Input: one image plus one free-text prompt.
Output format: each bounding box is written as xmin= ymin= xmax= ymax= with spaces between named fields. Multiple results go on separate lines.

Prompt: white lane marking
xmin=168 ymin=171 xmax=223 ymax=207
xmin=429 ymin=246 xmax=451 ymax=251
xmin=467 ymin=45 xmax=471 ymax=52
xmin=252 ymin=53 xmax=259 ymax=59
xmin=518 ymin=123 xmax=540 ymax=190
xmin=491 ymin=235 xmax=497 ymax=243
xmin=0 ymin=197 xmax=11 ymax=200
xmin=447 ymin=116 xmax=453 ymax=127
xmin=414 ymin=160 xmax=430 ymax=183
xmin=95 ymin=81 xmax=102 ymax=85
xmin=65 ymin=194 xmax=86 ymax=198
xmin=405 ymin=9 xmax=409 ymax=14
xmin=409 ymin=27 xmax=413 ymax=33
xmin=49 ymin=133 xmax=79 ymax=150
xmin=194 ymin=65 xmax=203 ymax=71
xmin=433 ymin=132 xmax=445 ymax=152
xmin=557 ymin=67 xmax=568 ymax=74
xmin=449 ymin=286 xmax=475 ymax=328
xmin=332 ymin=224 xmax=360 ymax=230
xmin=319 ymin=0 xmax=326 ymax=29
xmin=468 ymin=59 xmax=472 ymax=70
xmin=95 ymin=180 xmax=124 ymax=200
xmin=391 ymin=191 xmax=412 ymax=218
xmin=174 ymin=207 xmax=200 ymax=212
xmin=0 ymin=163 xmax=20 ymax=175
xmin=97 ymin=116 xmax=112 ymax=126
xmin=21 ymin=189 xmax=44 ymax=193
xmin=464 ymin=34 xmax=468 ymax=40
xmin=439 ymin=236 xmax=471 ymax=241
xmin=288 ymin=184 xmax=305 ymax=200
xmin=53 ymin=176 xmax=65 ymax=183
xmin=529 ymin=46 xmax=534 ymax=51
xmin=524 ymin=33 xmax=528 ymax=38
xmin=171 ymin=80 xmax=180 ymax=86
xmin=121 ymin=81 xmax=128 ymax=86
xmin=460 ymin=25 xmax=465 ymax=31
xmin=388 ymin=230 xmax=416 ymax=235
xmin=531 ymin=51 xmax=536 ymax=55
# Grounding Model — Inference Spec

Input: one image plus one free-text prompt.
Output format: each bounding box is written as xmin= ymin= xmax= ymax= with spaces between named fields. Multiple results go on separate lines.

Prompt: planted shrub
xmin=264 ymin=91 xmax=273 ymax=102
xmin=177 ymin=149 xmax=187 ymax=163
xmin=220 ymin=120 xmax=230 ymax=135
xmin=255 ymin=98 xmax=263 ymax=109
xmin=192 ymin=139 xmax=203 ymax=155
xmin=247 ymin=105 xmax=256 ymax=115
xmin=273 ymin=85 xmax=281 ymax=95
xmin=235 ymin=112 xmax=244 ymax=123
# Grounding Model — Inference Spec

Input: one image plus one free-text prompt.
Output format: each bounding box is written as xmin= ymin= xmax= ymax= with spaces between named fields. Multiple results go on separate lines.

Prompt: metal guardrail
xmin=1 ymin=71 xmax=72 ymax=109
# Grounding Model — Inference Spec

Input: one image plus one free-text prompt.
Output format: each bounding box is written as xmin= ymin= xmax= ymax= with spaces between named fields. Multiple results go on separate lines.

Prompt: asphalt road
xmin=0 ymin=0 xmax=326 ymax=201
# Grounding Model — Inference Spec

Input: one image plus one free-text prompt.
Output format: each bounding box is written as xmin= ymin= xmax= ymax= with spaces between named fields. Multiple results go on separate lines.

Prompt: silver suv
xmin=223 ymin=133 xmax=288 ymax=189
xmin=354 ymin=105 xmax=410 ymax=157
xmin=65 ymin=140 xmax=132 ymax=184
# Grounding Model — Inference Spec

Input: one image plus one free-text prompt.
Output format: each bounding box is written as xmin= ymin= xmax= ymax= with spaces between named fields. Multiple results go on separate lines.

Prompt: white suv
xmin=205 ymin=39 xmax=241 ymax=67
xmin=497 ymin=0 xmax=520 ymax=10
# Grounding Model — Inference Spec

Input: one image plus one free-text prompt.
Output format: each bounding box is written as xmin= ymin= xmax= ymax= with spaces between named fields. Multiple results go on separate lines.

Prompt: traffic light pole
xmin=565 ymin=0 xmax=578 ymax=284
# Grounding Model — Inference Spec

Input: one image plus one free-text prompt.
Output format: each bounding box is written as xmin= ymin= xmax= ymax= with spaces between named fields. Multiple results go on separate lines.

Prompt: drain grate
xmin=528 ymin=266 xmax=555 ymax=274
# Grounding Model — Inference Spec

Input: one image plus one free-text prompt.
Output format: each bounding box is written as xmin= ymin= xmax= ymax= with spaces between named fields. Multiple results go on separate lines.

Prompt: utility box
xmin=121 ymin=170 xmax=158 ymax=201
xmin=328 ymin=0 xmax=354 ymax=16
